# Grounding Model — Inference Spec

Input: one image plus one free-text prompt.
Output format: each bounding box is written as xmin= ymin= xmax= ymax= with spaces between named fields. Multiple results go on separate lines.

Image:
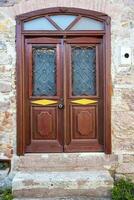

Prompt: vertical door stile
xmin=98 ymin=40 xmax=104 ymax=145
xmin=63 ymin=38 xmax=67 ymax=149
xmin=56 ymin=41 xmax=64 ymax=148
xmin=25 ymin=42 xmax=32 ymax=147
xmin=64 ymin=40 xmax=72 ymax=147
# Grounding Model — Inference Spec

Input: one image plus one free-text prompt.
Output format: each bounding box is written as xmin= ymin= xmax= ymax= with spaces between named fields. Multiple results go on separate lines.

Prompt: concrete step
xmin=12 ymin=170 xmax=113 ymax=199
xmin=13 ymin=153 xmax=118 ymax=172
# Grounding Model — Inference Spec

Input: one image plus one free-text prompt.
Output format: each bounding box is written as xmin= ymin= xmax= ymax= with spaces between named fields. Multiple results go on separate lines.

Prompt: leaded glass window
xmin=24 ymin=18 xmax=57 ymax=30
xmin=72 ymin=46 xmax=96 ymax=96
xmin=23 ymin=15 xmax=104 ymax=31
xmin=50 ymin=15 xmax=77 ymax=30
xmin=32 ymin=46 xmax=56 ymax=96
xmin=71 ymin=17 xmax=104 ymax=30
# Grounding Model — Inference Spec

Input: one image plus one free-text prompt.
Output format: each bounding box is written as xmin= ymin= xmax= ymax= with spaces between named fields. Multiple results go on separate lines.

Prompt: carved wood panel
xmin=64 ymin=104 xmax=103 ymax=152
xmin=72 ymin=106 xmax=96 ymax=139
xmin=31 ymin=107 xmax=57 ymax=140
xmin=78 ymin=110 xmax=94 ymax=136
xmin=37 ymin=111 xmax=53 ymax=137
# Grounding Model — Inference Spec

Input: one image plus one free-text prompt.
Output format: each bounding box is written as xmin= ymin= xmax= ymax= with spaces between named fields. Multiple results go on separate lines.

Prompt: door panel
xmin=64 ymin=37 xmax=104 ymax=152
xmin=25 ymin=38 xmax=63 ymax=152
xmin=71 ymin=106 xmax=97 ymax=139
xmin=31 ymin=107 xmax=57 ymax=140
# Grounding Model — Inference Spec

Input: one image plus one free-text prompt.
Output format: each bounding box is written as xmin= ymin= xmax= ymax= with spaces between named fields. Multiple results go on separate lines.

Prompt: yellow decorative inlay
xmin=31 ymin=99 xmax=57 ymax=106
xmin=71 ymin=99 xmax=97 ymax=105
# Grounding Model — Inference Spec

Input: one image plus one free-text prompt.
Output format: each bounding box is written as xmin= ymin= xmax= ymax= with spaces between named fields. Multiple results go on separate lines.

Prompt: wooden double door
xmin=24 ymin=36 xmax=104 ymax=153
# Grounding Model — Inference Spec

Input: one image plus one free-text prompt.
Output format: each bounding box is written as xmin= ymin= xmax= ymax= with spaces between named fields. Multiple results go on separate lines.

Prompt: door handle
xmin=58 ymin=103 xmax=64 ymax=109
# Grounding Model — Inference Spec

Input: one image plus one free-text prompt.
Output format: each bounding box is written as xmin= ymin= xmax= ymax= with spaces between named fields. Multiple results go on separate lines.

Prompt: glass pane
xmin=33 ymin=46 xmax=56 ymax=96
xmin=50 ymin=15 xmax=76 ymax=30
xmin=71 ymin=17 xmax=104 ymax=30
xmin=24 ymin=17 xmax=57 ymax=30
xmin=72 ymin=46 xmax=96 ymax=96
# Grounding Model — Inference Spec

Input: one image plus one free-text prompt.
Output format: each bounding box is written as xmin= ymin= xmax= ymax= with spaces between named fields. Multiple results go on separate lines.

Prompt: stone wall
xmin=0 ymin=0 xmax=134 ymax=177
xmin=0 ymin=7 xmax=16 ymax=156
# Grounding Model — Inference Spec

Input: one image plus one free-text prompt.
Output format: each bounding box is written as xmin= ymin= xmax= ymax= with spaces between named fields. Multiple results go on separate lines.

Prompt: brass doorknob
xmin=58 ymin=104 xmax=64 ymax=109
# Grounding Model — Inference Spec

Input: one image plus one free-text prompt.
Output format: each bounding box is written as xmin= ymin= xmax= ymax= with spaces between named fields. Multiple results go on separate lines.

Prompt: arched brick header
xmin=6 ymin=0 xmax=112 ymax=18
xmin=16 ymin=7 xmax=110 ymax=23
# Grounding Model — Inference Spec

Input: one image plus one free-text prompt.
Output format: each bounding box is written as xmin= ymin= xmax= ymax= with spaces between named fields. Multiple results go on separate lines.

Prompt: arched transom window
xmin=23 ymin=14 xmax=105 ymax=31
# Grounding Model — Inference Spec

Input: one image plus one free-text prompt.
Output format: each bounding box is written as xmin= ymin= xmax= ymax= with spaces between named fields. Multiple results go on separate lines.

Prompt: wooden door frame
xmin=16 ymin=7 xmax=111 ymax=155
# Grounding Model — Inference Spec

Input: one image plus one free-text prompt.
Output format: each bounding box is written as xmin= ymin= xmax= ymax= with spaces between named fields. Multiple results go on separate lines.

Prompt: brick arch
xmin=7 ymin=0 xmax=112 ymax=18
xmin=16 ymin=7 xmax=110 ymax=23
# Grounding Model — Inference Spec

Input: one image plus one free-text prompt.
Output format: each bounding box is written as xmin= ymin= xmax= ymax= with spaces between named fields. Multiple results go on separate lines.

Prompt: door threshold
xmin=22 ymin=152 xmax=106 ymax=156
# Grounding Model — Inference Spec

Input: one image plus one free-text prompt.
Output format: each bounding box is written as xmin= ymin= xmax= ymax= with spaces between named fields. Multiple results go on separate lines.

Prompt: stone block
xmin=112 ymin=111 xmax=134 ymax=134
xmin=5 ymin=145 xmax=13 ymax=158
xmin=0 ymin=52 xmax=11 ymax=65
xmin=116 ymin=163 xmax=134 ymax=174
xmin=0 ymin=111 xmax=13 ymax=127
xmin=112 ymin=137 xmax=134 ymax=153
xmin=13 ymin=153 xmax=118 ymax=172
xmin=12 ymin=170 xmax=113 ymax=198
xmin=0 ymin=0 xmax=21 ymax=7
xmin=0 ymin=81 xmax=11 ymax=92
xmin=0 ymin=41 xmax=6 ymax=50
xmin=115 ymin=173 xmax=134 ymax=182
xmin=0 ymin=97 xmax=10 ymax=111
xmin=123 ymin=154 xmax=134 ymax=163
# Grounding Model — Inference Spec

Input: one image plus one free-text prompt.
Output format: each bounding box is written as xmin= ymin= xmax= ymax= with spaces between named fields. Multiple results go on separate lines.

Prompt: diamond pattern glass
xmin=32 ymin=46 xmax=56 ymax=96
xmin=72 ymin=46 xmax=96 ymax=96
xmin=50 ymin=15 xmax=76 ymax=30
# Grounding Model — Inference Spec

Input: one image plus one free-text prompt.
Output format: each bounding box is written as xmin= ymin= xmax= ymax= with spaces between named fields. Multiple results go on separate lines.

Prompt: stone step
xmin=12 ymin=170 xmax=113 ymax=199
xmin=13 ymin=153 xmax=118 ymax=172
xmin=14 ymin=198 xmax=111 ymax=200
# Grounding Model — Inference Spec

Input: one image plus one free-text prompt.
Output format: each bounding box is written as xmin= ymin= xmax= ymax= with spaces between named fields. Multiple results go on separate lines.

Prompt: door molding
xmin=16 ymin=7 xmax=111 ymax=155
